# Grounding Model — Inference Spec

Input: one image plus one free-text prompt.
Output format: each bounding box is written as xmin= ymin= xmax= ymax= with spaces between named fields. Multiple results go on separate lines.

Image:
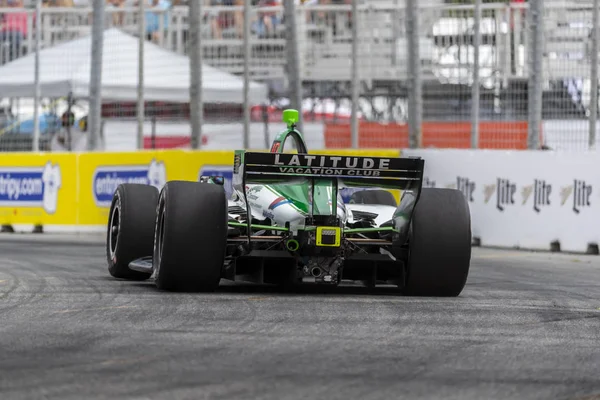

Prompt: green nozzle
xmin=286 ymin=239 xmax=300 ymax=252
xmin=283 ymin=109 xmax=299 ymax=127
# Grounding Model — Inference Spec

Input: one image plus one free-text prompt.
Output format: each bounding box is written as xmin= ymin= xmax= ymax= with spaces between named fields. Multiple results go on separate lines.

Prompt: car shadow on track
xmin=125 ymin=279 xmax=406 ymax=297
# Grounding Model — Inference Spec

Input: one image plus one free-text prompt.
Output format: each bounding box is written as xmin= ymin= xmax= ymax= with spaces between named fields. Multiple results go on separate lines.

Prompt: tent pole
xmin=189 ymin=0 xmax=203 ymax=149
xmin=137 ymin=0 xmax=145 ymax=150
xmin=263 ymin=102 xmax=269 ymax=149
xmin=243 ymin=0 xmax=251 ymax=149
xmin=66 ymin=93 xmax=73 ymax=151
xmin=32 ymin=0 xmax=41 ymax=152
xmin=88 ymin=0 xmax=104 ymax=151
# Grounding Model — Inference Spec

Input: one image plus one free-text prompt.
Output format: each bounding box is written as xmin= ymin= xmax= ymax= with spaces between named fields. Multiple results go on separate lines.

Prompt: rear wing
xmin=233 ymin=150 xmax=424 ymax=192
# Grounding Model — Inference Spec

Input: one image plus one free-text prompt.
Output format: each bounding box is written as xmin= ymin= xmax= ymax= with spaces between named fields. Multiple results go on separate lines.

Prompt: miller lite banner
xmin=403 ymin=149 xmax=600 ymax=253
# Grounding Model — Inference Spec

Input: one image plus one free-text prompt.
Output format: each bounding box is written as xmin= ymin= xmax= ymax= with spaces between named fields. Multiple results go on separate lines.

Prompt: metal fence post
xmin=471 ymin=0 xmax=481 ymax=149
xmin=32 ymin=0 xmax=41 ymax=152
xmin=590 ymin=0 xmax=599 ymax=150
xmin=284 ymin=0 xmax=303 ymax=133
xmin=137 ymin=0 xmax=145 ymax=150
xmin=88 ymin=0 xmax=105 ymax=151
xmin=527 ymin=0 xmax=543 ymax=150
xmin=350 ymin=0 xmax=359 ymax=149
xmin=189 ymin=0 xmax=203 ymax=149
xmin=243 ymin=1 xmax=251 ymax=149
xmin=406 ymin=0 xmax=422 ymax=149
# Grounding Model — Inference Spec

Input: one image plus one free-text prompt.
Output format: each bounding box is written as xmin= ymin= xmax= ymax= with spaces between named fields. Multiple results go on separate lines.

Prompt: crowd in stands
xmin=202 ymin=0 xmax=351 ymax=39
xmin=0 ymin=0 xmax=351 ymax=60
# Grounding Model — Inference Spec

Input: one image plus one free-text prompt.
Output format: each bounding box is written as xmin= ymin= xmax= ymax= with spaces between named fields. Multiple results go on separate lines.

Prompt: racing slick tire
xmin=350 ymin=189 xmax=397 ymax=207
xmin=403 ymin=188 xmax=471 ymax=297
xmin=153 ymin=181 xmax=227 ymax=292
xmin=107 ymin=184 xmax=159 ymax=280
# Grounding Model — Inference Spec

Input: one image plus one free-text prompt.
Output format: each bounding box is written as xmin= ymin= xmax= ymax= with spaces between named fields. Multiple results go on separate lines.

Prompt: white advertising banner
xmin=402 ymin=149 xmax=600 ymax=253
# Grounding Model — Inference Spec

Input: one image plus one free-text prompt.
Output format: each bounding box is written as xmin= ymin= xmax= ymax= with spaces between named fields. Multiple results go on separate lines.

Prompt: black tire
xmin=350 ymin=189 xmax=397 ymax=207
xmin=403 ymin=188 xmax=471 ymax=297
xmin=107 ymin=184 xmax=159 ymax=280
xmin=153 ymin=181 xmax=227 ymax=292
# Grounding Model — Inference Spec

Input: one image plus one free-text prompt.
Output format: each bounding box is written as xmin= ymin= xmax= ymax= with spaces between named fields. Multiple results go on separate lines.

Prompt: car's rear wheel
xmin=349 ymin=189 xmax=397 ymax=207
xmin=153 ymin=181 xmax=228 ymax=292
xmin=107 ymin=184 xmax=159 ymax=280
xmin=403 ymin=188 xmax=472 ymax=296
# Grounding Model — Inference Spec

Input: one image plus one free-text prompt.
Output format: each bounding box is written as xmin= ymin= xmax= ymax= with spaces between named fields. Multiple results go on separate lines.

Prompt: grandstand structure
xmin=0 ymin=0 xmax=598 ymax=149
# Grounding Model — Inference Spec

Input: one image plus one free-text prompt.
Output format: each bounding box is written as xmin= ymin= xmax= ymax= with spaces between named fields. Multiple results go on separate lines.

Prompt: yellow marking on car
xmin=316 ymin=226 xmax=341 ymax=247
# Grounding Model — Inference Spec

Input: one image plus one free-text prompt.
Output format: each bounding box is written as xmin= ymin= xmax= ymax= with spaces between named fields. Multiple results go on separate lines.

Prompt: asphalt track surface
xmin=0 ymin=234 xmax=599 ymax=400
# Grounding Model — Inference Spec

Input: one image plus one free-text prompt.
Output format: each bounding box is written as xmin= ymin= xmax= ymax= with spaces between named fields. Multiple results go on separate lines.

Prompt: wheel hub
xmin=108 ymin=203 xmax=120 ymax=259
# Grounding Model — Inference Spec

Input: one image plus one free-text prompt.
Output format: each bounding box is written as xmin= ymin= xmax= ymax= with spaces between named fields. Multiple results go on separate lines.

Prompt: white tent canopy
xmin=0 ymin=28 xmax=268 ymax=104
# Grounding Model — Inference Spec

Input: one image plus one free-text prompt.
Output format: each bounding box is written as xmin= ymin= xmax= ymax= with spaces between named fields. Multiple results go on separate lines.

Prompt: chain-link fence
xmin=0 ymin=0 xmax=598 ymax=152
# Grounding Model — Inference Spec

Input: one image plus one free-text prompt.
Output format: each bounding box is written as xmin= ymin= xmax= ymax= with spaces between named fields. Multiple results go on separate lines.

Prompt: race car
xmin=106 ymin=109 xmax=472 ymax=296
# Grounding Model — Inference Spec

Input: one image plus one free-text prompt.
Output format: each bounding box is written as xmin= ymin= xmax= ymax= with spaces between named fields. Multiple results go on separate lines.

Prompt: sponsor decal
xmin=247 ymin=186 xmax=262 ymax=194
xmin=484 ymin=178 xmax=516 ymax=211
xmin=270 ymin=142 xmax=281 ymax=153
xmin=93 ymin=159 xmax=166 ymax=207
xmin=445 ymin=177 xmax=474 ymax=202
xmin=262 ymin=210 xmax=275 ymax=219
xmin=521 ymin=179 xmax=551 ymax=213
xmin=245 ymin=185 xmax=263 ymax=200
xmin=560 ymin=179 xmax=592 ymax=214
xmin=199 ymin=165 xmax=233 ymax=197
xmin=268 ymin=196 xmax=292 ymax=210
xmin=277 ymin=167 xmax=382 ymax=176
xmin=272 ymin=154 xmax=392 ymax=177
xmin=274 ymin=154 xmax=392 ymax=169
xmin=0 ymin=162 xmax=61 ymax=214
xmin=456 ymin=177 xmax=475 ymax=202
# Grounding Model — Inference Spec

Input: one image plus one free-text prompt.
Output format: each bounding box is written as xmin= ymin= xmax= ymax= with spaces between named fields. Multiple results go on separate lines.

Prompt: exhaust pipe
xmin=311 ymin=267 xmax=322 ymax=277
xmin=286 ymin=239 xmax=300 ymax=252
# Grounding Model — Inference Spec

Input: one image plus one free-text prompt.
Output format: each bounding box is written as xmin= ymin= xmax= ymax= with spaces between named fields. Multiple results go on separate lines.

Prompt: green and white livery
xmin=105 ymin=109 xmax=473 ymax=296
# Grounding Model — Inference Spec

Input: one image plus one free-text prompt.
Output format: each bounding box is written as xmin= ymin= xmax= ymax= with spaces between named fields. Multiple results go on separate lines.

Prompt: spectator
xmin=230 ymin=0 xmax=243 ymax=38
xmin=43 ymin=0 xmax=75 ymax=5
xmin=205 ymin=0 xmax=243 ymax=39
xmin=0 ymin=0 xmax=29 ymax=62
xmin=105 ymin=0 xmax=125 ymax=26
xmin=254 ymin=0 xmax=282 ymax=38
xmin=139 ymin=0 xmax=171 ymax=43
xmin=51 ymin=111 xmax=88 ymax=151
xmin=312 ymin=0 xmax=351 ymax=35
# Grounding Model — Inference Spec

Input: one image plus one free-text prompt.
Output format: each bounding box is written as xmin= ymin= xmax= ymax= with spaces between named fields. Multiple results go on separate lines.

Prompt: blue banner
xmin=0 ymin=170 xmax=44 ymax=203
xmin=0 ymin=162 xmax=62 ymax=214
xmin=93 ymin=160 xmax=166 ymax=207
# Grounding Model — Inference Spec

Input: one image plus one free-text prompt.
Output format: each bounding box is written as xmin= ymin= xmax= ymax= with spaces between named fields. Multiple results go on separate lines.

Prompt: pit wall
xmin=402 ymin=149 xmax=600 ymax=254
xmin=0 ymin=149 xmax=400 ymax=233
